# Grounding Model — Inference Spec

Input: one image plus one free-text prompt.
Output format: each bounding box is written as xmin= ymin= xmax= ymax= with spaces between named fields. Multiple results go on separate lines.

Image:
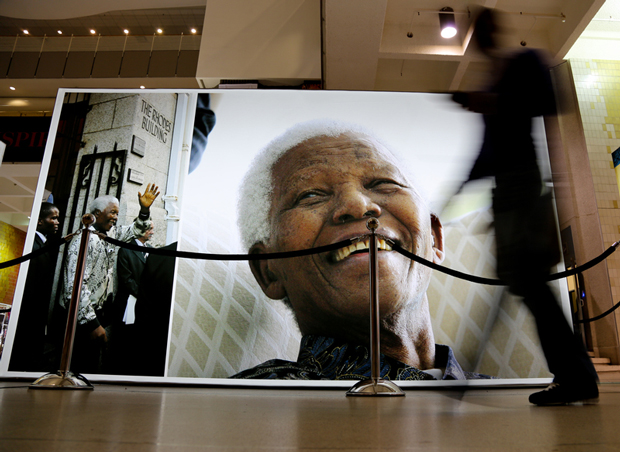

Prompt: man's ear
xmin=430 ymin=213 xmax=445 ymax=264
xmin=248 ymin=243 xmax=287 ymax=300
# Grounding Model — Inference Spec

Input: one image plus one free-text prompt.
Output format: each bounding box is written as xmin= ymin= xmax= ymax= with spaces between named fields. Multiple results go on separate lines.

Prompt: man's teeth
xmin=334 ymin=239 xmax=393 ymax=262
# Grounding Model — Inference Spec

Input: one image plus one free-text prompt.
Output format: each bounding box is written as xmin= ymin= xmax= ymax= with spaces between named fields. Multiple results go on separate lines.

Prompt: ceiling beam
xmin=323 ymin=0 xmax=388 ymax=90
xmin=0 ymin=0 xmax=206 ymax=20
xmin=550 ymin=0 xmax=606 ymax=60
xmin=0 ymin=198 xmax=27 ymax=214
xmin=3 ymin=176 xmax=36 ymax=196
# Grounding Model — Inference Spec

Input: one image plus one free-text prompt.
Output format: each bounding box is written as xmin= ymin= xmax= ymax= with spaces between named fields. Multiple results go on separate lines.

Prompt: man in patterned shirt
xmin=62 ymin=183 xmax=159 ymax=374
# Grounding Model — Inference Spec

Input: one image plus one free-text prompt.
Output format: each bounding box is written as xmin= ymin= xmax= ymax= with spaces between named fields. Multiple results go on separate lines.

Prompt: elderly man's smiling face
xmin=94 ymin=201 xmax=120 ymax=233
xmin=250 ymin=132 xmax=444 ymax=335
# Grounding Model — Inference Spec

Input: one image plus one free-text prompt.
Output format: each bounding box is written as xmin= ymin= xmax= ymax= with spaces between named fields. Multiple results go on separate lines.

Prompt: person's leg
xmin=522 ymin=282 xmax=598 ymax=405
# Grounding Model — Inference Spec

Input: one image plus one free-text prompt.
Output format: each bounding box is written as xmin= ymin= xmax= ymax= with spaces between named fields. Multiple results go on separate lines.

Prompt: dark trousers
xmin=522 ymin=281 xmax=598 ymax=385
xmin=494 ymin=170 xmax=597 ymax=385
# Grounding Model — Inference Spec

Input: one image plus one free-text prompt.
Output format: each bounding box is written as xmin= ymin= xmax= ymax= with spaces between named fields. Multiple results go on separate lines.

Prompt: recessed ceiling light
xmin=157 ymin=28 xmax=163 ymax=34
xmin=90 ymin=29 xmax=96 ymax=34
xmin=190 ymin=28 xmax=197 ymax=34
xmin=441 ymin=25 xmax=457 ymax=39
xmin=23 ymin=30 xmax=29 ymax=35
xmin=140 ymin=86 xmax=146 ymax=89
xmin=124 ymin=29 xmax=129 ymax=34
xmin=57 ymin=30 xmax=62 ymax=35
xmin=9 ymin=86 xmax=16 ymax=91
xmin=439 ymin=7 xmax=457 ymax=39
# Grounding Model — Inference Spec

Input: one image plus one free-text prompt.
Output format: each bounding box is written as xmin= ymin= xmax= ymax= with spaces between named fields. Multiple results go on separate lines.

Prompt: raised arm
xmin=138 ymin=183 xmax=160 ymax=216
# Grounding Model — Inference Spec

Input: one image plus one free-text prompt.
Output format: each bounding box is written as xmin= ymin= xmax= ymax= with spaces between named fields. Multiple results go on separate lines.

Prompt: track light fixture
xmin=439 ymin=7 xmax=457 ymax=39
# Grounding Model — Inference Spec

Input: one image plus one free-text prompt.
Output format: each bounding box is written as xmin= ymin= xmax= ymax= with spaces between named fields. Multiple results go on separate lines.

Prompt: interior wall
xmin=0 ymin=221 xmax=26 ymax=305
xmin=547 ymin=60 xmax=620 ymax=364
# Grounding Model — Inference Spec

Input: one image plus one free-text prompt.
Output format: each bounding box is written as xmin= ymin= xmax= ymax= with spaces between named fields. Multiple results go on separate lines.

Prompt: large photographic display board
xmin=0 ymin=89 xmax=566 ymax=387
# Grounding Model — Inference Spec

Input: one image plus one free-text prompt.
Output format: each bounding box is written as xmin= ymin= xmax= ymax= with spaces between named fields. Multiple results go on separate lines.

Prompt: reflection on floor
xmin=2 ymin=381 xmax=620 ymax=451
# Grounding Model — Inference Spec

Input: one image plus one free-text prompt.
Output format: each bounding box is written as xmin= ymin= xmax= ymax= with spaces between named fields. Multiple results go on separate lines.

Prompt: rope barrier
xmin=4 ymin=231 xmax=617 ymax=281
xmin=391 ymin=241 xmax=620 ymax=285
xmin=546 ymin=242 xmax=619 ymax=281
xmin=391 ymin=244 xmax=504 ymax=286
xmin=0 ymin=235 xmax=70 ymax=270
xmin=1 ymin=229 xmax=619 ymax=323
xmin=103 ymin=235 xmax=357 ymax=260
xmin=575 ymin=299 xmax=620 ymax=324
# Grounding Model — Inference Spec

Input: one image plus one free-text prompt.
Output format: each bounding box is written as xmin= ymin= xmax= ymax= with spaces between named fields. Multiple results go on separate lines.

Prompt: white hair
xmin=89 ymin=195 xmax=119 ymax=214
xmin=237 ymin=118 xmax=425 ymax=251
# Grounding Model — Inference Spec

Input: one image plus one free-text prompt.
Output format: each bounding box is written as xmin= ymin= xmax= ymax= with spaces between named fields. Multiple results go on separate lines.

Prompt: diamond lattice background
xmin=168 ymin=199 xmax=553 ymax=379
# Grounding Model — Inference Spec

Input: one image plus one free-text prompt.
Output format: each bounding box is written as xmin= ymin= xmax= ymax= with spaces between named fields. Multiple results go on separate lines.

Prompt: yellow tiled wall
xmin=0 ymin=222 xmax=26 ymax=305
xmin=571 ymin=59 xmax=620 ymax=301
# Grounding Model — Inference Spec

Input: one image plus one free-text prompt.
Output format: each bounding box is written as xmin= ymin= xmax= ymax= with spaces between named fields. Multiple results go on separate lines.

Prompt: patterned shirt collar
xmin=296 ymin=335 xmax=473 ymax=381
xmin=231 ymin=335 xmax=492 ymax=380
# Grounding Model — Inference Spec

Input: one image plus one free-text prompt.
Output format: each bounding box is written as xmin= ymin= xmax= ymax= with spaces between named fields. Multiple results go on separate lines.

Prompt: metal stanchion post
xmin=30 ymin=215 xmax=95 ymax=390
xmin=347 ymin=218 xmax=404 ymax=396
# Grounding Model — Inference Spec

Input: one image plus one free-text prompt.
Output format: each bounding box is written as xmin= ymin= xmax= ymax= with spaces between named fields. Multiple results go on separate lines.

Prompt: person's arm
xmin=138 ymin=183 xmax=160 ymax=219
xmin=452 ymin=51 xmax=554 ymax=118
xmin=452 ymin=91 xmax=499 ymax=114
xmin=190 ymin=93 xmax=216 ymax=173
xmin=115 ymin=183 xmax=161 ymax=242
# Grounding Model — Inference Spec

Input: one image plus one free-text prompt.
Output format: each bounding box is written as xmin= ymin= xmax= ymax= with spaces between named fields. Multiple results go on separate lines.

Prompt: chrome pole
xmin=347 ymin=218 xmax=404 ymax=396
xmin=369 ymin=223 xmax=380 ymax=382
xmin=30 ymin=215 xmax=95 ymax=389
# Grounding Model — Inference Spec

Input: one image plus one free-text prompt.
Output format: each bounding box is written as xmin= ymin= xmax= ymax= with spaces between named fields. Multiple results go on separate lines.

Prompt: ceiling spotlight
xmin=23 ymin=30 xmax=29 ymax=35
xmin=157 ymin=28 xmax=163 ymax=34
xmin=124 ymin=29 xmax=129 ymax=34
xmin=190 ymin=28 xmax=197 ymax=34
xmin=10 ymin=86 xmax=16 ymax=91
xmin=57 ymin=30 xmax=63 ymax=35
xmin=439 ymin=7 xmax=457 ymax=39
xmin=140 ymin=86 xmax=146 ymax=89
xmin=90 ymin=29 xmax=96 ymax=34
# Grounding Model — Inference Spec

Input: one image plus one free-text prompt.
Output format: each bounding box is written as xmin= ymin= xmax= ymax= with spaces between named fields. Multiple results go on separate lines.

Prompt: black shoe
xmin=529 ymin=382 xmax=599 ymax=406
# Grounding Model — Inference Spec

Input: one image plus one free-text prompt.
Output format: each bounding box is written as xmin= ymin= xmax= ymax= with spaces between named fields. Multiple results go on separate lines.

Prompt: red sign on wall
xmin=0 ymin=117 xmax=52 ymax=163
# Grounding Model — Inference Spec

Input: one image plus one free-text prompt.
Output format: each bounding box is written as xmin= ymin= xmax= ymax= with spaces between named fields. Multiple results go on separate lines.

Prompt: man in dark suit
xmin=132 ymin=242 xmax=177 ymax=376
xmin=105 ymin=220 xmax=154 ymax=374
xmin=110 ymin=237 xmax=177 ymax=377
xmin=9 ymin=202 xmax=60 ymax=371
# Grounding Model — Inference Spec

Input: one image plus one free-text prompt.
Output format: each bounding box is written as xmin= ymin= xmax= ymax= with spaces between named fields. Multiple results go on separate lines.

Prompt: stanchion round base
xmin=29 ymin=371 xmax=94 ymax=390
xmin=346 ymin=379 xmax=405 ymax=397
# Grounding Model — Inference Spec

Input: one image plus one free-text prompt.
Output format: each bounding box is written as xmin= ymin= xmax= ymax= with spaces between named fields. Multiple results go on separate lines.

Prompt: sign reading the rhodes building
xmin=140 ymin=99 xmax=172 ymax=143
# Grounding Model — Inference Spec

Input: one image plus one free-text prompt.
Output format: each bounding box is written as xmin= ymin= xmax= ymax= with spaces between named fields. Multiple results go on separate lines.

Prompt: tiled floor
xmin=1 ymin=381 xmax=620 ymax=451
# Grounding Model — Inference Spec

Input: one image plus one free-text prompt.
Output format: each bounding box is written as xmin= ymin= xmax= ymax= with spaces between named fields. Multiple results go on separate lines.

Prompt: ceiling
xmin=324 ymin=0 xmax=607 ymax=92
xmin=0 ymin=6 xmax=206 ymax=37
xmin=0 ymin=0 xmax=613 ymax=102
xmin=0 ymin=162 xmax=40 ymax=231
xmin=0 ymin=0 xmax=618 ymax=231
